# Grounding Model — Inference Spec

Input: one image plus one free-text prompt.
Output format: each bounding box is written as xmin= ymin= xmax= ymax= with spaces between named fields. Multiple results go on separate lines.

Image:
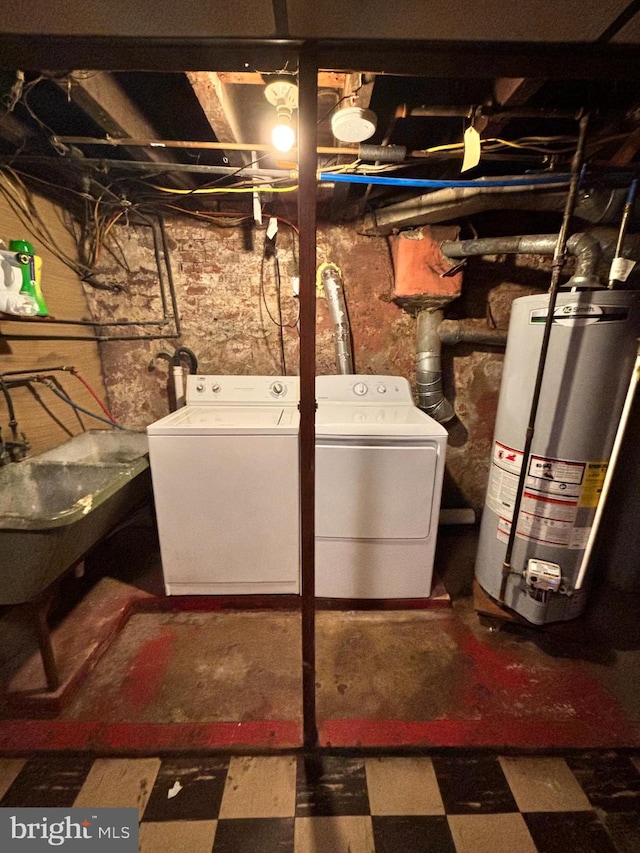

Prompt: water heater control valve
xmin=525 ymin=559 xmax=562 ymax=592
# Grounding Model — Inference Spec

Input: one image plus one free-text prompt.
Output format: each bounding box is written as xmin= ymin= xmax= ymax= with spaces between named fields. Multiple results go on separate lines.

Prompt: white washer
xmin=147 ymin=375 xmax=300 ymax=595
xmin=315 ymin=375 xmax=447 ymax=599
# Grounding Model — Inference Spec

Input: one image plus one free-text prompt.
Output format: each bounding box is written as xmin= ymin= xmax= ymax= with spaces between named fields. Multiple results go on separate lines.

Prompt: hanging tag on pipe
xmin=461 ymin=126 xmax=481 ymax=173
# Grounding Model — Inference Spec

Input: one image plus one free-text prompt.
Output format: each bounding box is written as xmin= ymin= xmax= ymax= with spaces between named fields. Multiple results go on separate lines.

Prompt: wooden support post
xmin=298 ymin=44 xmax=318 ymax=749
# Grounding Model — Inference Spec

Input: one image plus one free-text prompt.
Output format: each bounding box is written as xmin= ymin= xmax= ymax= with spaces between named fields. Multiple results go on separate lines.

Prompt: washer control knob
xmin=377 ymin=384 xmax=387 ymax=394
xmin=196 ymin=382 xmax=205 ymax=393
xmin=353 ymin=382 xmax=368 ymax=396
xmin=211 ymin=383 xmax=221 ymax=393
xmin=271 ymin=381 xmax=285 ymax=396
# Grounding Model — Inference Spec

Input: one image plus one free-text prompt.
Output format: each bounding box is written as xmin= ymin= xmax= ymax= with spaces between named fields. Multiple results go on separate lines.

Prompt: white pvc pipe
xmin=173 ymin=364 xmax=186 ymax=409
xmin=574 ymin=344 xmax=640 ymax=590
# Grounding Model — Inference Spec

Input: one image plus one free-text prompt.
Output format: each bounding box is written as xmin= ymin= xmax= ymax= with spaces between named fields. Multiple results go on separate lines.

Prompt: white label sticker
xmin=489 ymin=444 xmax=597 ymax=549
xmin=486 ymin=442 xmax=523 ymax=520
xmin=609 ymin=256 xmax=636 ymax=282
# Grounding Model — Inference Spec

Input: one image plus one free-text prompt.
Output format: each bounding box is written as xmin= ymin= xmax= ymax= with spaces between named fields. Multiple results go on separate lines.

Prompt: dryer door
xmin=316 ymin=440 xmax=438 ymax=540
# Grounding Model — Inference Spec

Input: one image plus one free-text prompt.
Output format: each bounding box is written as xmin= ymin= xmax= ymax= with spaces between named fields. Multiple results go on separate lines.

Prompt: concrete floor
xmin=1 ymin=521 xmax=640 ymax=751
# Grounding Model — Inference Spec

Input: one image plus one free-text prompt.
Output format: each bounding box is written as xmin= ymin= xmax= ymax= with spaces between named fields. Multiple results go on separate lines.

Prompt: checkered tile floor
xmin=2 ymin=751 xmax=640 ymax=851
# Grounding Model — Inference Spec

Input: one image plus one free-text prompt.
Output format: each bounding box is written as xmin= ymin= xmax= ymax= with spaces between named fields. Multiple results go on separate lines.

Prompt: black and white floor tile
xmin=1 ymin=751 xmax=640 ymax=851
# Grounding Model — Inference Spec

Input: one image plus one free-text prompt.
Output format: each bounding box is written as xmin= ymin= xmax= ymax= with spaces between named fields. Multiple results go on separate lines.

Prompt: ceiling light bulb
xmin=272 ymin=121 xmax=296 ymax=153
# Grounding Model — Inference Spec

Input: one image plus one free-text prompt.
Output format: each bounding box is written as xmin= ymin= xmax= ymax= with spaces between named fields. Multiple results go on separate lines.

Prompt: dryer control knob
xmin=211 ymin=383 xmax=221 ymax=393
xmin=271 ymin=381 xmax=285 ymax=396
xmin=377 ymin=384 xmax=387 ymax=394
xmin=196 ymin=382 xmax=205 ymax=392
xmin=353 ymin=382 xmax=368 ymax=396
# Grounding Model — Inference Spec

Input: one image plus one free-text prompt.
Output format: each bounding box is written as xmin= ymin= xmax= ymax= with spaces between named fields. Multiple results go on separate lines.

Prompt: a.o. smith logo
xmin=0 ymin=808 xmax=137 ymax=851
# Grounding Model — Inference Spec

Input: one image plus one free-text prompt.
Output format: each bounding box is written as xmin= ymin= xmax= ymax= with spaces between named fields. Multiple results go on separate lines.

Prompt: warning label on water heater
xmin=486 ymin=442 xmax=605 ymax=549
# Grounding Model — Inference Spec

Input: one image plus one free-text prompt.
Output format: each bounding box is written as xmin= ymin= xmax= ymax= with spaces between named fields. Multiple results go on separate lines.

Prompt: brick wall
xmin=88 ymin=213 xmax=549 ymax=510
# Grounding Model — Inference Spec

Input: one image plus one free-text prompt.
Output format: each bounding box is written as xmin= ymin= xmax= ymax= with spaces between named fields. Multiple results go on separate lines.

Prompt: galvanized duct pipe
xmin=416 ymin=309 xmax=455 ymax=423
xmin=438 ymin=320 xmax=508 ymax=347
xmin=440 ymin=232 xmax=602 ymax=289
xmin=360 ymin=184 xmax=627 ymax=236
xmin=321 ymin=264 xmax=354 ymax=374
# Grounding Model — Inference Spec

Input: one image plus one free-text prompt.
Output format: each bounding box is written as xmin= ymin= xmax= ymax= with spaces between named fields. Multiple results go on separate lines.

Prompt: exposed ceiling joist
xmin=609 ymin=121 xmax=640 ymax=165
xmin=217 ymin=71 xmax=346 ymax=88
xmin=494 ymin=76 xmax=544 ymax=107
xmin=53 ymin=72 xmax=193 ymax=188
xmin=0 ymin=109 xmax=37 ymax=150
xmin=481 ymin=77 xmax=546 ymax=138
xmin=186 ymin=71 xmax=247 ymax=167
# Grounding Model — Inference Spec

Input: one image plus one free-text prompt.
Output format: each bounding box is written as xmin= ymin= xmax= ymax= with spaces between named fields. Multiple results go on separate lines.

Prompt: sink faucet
xmin=5 ymin=433 xmax=29 ymax=461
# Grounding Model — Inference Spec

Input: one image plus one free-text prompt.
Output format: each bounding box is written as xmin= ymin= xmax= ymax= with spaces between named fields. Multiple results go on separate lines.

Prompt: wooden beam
xmin=217 ymin=71 xmax=345 ymax=88
xmin=0 ymin=110 xmax=37 ymax=150
xmin=53 ymin=72 xmax=192 ymax=188
xmin=185 ymin=71 xmax=246 ymax=168
xmin=494 ymin=76 xmax=543 ymax=107
xmin=482 ymin=76 xmax=545 ymax=138
xmin=609 ymin=123 xmax=640 ymax=167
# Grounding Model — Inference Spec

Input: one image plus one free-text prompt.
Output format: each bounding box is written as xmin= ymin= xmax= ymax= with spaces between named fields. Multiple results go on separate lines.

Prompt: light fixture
xmin=264 ymin=76 xmax=298 ymax=153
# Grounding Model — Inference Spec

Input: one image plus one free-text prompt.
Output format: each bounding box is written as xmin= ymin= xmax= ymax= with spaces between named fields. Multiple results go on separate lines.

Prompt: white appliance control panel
xmin=187 ymin=375 xmax=299 ymax=404
xmin=316 ymin=375 xmax=413 ymax=403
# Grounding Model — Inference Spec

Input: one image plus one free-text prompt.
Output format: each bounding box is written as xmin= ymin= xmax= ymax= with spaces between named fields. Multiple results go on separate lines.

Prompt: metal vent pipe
xmin=321 ymin=264 xmax=354 ymax=374
xmin=416 ymin=309 xmax=455 ymax=423
xmin=441 ymin=232 xmax=602 ymax=289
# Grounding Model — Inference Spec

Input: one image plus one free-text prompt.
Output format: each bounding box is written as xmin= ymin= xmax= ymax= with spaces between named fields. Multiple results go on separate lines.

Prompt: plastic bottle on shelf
xmin=0 ymin=288 xmax=39 ymax=315
xmin=9 ymin=239 xmax=49 ymax=316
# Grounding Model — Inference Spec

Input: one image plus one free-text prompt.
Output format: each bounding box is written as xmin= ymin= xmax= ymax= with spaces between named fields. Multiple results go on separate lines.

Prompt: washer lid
xmin=315 ymin=403 xmax=448 ymax=437
xmin=147 ymin=405 xmax=299 ymax=435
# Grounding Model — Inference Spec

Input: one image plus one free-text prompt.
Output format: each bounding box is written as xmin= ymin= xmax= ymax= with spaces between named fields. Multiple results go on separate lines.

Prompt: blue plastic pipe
xmin=318 ymin=172 xmax=572 ymax=189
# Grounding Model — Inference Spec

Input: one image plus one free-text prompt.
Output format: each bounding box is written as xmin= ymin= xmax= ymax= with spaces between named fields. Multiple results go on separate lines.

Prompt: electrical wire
xmin=149 ymin=183 xmax=298 ymax=195
xmin=275 ymin=252 xmax=286 ymax=374
xmin=159 ymin=205 xmax=302 ymax=236
xmin=0 ymin=167 xmax=93 ymax=277
xmin=259 ymin=252 xmax=300 ymax=332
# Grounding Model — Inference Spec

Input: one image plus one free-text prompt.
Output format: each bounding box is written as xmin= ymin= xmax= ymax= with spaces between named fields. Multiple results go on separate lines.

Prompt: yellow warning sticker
xmin=579 ymin=461 xmax=608 ymax=508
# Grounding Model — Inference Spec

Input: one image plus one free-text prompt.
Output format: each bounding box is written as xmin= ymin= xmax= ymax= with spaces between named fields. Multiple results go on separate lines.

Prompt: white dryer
xmin=147 ymin=375 xmax=300 ymax=595
xmin=315 ymin=375 xmax=447 ymax=599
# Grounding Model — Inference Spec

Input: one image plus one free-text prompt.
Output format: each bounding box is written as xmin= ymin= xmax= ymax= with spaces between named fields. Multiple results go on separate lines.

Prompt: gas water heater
xmin=475 ymin=289 xmax=640 ymax=624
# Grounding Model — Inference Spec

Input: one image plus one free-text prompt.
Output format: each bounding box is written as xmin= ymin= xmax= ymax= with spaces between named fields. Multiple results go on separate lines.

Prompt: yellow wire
xmin=419 ymin=136 xmax=581 ymax=156
xmin=150 ymin=184 xmax=299 ymax=194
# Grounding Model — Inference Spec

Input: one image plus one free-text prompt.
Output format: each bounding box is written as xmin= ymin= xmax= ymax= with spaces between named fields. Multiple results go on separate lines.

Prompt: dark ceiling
xmin=3 ymin=2 xmax=640 ymax=242
xmin=2 ymin=66 xmax=640 ymax=230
